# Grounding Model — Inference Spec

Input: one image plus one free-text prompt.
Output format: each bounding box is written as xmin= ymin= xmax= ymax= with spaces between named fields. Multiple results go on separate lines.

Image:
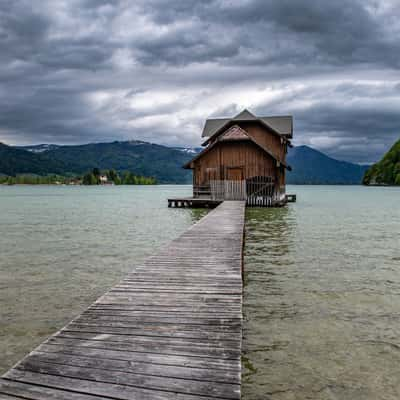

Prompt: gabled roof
xmin=260 ymin=116 xmax=293 ymax=137
xmin=219 ymin=124 xmax=250 ymax=141
xmin=184 ymin=125 xmax=291 ymax=170
xmin=232 ymin=109 xmax=257 ymax=121
xmin=201 ymin=109 xmax=293 ymax=139
xmin=202 ymin=118 xmax=230 ymax=138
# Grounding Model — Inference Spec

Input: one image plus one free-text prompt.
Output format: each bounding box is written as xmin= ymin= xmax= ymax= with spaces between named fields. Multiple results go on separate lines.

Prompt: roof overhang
xmin=183 ymin=125 xmax=291 ymax=170
xmin=201 ymin=110 xmax=293 ymax=140
xmin=202 ymin=118 xmax=290 ymax=147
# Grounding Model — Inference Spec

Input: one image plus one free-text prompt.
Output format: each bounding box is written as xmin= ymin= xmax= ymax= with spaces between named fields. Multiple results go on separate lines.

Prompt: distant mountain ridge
xmin=38 ymin=141 xmax=193 ymax=183
xmin=287 ymin=145 xmax=369 ymax=184
xmin=172 ymin=147 xmax=203 ymax=155
xmin=2 ymin=141 xmax=193 ymax=183
xmin=1 ymin=141 xmax=368 ymax=184
xmin=18 ymin=144 xmax=61 ymax=153
xmin=0 ymin=143 xmax=66 ymax=176
xmin=362 ymin=139 xmax=400 ymax=185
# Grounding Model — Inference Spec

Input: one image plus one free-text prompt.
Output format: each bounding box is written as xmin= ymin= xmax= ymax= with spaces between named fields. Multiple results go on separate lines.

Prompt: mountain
xmin=2 ymin=140 xmax=370 ymax=185
xmin=2 ymin=141 xmax=192 ymax=183
xmin=36 ymin=141 xmax=193 ymax=183
xmin=172 ymin=147 xmax=203 ymax=155
xmin=287 ymin=145 xmax=369 ymax=184
xmin=362 ymin=139 xmax=400 ymax=185
xmin=19 ymin=144 xmax=61 ymax=153
xmin=0 ymin=143 xmax=66 ymax=176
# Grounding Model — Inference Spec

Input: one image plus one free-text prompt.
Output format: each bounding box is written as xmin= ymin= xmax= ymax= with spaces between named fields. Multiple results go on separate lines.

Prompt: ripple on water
xmin=0 ymin=185 xmax=207 ymax=373
xmin=242 ymin=186 xmax=400 ymax=400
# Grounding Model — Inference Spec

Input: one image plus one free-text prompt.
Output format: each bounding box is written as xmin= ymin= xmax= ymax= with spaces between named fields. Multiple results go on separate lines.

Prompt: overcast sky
xmin=1 ymin=0 xmax=399 ymax=163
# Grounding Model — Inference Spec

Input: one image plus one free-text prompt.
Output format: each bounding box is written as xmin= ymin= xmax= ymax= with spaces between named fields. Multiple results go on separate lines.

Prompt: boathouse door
xmin=226 ymin=167 xmax=243 ymax=181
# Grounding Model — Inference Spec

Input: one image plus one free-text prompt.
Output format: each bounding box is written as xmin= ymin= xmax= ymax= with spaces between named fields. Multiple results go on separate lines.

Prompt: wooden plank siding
xmin=194 ymin=141 xmax=277 ymax=186
xmin=240 ymin=121 xmax=286 ymax=161
xmin=0 ymin=201 xmax=246 ymax=400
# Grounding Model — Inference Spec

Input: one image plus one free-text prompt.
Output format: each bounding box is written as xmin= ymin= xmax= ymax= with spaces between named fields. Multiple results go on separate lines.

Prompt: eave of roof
xmin=201 ymin=118 xmax=231 ymax=138
xmin=201 ymin=110 xmax=293 ymax=139
xmin=260 ymin=116 xmax=293 ymax=138
xmin=202 ymin=117 xmax=289 ymax=147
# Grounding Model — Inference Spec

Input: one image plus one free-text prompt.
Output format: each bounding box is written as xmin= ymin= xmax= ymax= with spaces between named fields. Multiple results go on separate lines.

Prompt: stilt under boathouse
xmin=169 ymin=109 xmax=295 ymax=208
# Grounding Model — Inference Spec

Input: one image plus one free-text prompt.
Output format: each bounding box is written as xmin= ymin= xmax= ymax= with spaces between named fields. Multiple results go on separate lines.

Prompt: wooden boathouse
xmin=176 ymin=109 xmax=293 ymax=207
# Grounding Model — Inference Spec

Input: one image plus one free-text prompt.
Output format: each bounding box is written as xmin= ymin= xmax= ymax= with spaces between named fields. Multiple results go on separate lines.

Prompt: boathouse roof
xmin=201 ymin=109 xmax=293 ymax=139
xmin=184 ymin=124 xmax=291 ymax=170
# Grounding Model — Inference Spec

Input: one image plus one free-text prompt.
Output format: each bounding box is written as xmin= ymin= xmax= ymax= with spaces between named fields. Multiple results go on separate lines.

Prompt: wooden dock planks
xmin=0 ymin=201 xmax=246 ymax=400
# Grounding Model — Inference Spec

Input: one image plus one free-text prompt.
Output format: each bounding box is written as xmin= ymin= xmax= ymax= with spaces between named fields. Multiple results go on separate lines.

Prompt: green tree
xmin=92 ymin=168 xmax=100 ymax=177
xmin=113 ymin=175 xmax=122 ymax=185
xmin=363 ymin=138 xmax=400 ymax=185
xmin=83 ymin=172 xmax=97 ymax=185
xmin=107 ymin=169 xmax=118 ymax=182
xmin=122 ymin=171 xmax=133 ymax=184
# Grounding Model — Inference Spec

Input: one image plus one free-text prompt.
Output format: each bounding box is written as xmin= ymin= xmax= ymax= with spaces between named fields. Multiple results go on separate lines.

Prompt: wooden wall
xmin=193 ymin=141 xmax=282 ymax=187
xmin=239 ymin=121 xmax=287 ymax=161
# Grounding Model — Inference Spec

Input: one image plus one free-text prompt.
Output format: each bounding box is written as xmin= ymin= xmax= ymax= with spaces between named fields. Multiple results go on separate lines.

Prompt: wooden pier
xmin=0 ymin=201 xmax=245 ymax=400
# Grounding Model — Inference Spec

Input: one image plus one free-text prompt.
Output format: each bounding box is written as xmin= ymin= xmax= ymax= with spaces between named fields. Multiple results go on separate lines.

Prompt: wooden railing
xmin=194 ymin=177 xmax=285 ymax=206
xmin=193 ymin=184 xmax=211 ymax=197
xmin=210 ymin=180 xmax=247 ymax=201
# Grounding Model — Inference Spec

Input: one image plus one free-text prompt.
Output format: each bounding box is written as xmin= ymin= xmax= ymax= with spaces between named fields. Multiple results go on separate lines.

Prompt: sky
xmin=1 ymin=0 xmax=399 ymax=163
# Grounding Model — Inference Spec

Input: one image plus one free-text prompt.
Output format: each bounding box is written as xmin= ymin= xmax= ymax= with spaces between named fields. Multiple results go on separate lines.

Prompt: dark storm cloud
xmin=0 ymin=0 xmax=399 ymax=163
xmin=0 ymin=1 xmax=50 ymax=62
xmin=293 ymin=105 xmax=400 ymax=164
xmin=137 ymin=0 xmax=400 ymax=68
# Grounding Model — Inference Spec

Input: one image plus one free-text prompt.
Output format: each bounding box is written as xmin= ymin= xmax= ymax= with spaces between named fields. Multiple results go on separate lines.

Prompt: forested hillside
xmin=363 ymin=139 xmax=400 ymax=185
xmin=0 ymin=143 xmax=66 ymax=176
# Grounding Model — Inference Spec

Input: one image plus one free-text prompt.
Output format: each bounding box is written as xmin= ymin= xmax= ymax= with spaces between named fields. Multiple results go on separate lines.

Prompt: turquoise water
xmin=243 ymin=186 xmax=400 ymax=399
xmin=1 ymin=185 xmax=399 ymax=399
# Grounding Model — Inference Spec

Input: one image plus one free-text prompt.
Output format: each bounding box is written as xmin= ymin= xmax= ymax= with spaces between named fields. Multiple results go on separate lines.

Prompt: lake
xmin=1 ymin=185 xmax=399 ymax=399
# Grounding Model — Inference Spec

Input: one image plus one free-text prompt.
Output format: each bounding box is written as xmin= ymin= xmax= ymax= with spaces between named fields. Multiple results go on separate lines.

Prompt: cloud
xmin=0 ymin=0 xmax=399 ymax=163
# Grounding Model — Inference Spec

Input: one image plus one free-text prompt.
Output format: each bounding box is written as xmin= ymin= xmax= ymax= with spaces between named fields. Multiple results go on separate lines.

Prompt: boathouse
xmin=183 ymin=109 xmax=293 ymax=206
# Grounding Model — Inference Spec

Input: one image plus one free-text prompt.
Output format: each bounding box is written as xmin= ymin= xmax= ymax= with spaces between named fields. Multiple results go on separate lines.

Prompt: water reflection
xmin=243 ymin=207 xmax=296 ymax=395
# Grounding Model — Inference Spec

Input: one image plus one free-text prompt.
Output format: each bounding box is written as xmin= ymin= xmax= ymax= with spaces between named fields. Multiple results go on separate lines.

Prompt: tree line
xmin=0 ymin=168 xmax=157 ymax=185
xmin=82 ymin=168 xmax=156 ymax=185
xmin=0 ymin=175 xmax=73 ymax=185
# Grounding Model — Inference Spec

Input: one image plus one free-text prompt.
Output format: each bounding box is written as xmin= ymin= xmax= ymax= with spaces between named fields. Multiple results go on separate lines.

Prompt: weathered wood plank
xmin=1 ymin=201 xmax=245 ymax=400
xmin=4 ymin=370 xmax=236 ymax=400
xmin=56 ymin=330 xmax=241 ymax=348
xmin=63 ymin=323 xmax=241 ymax=342
xmin=37 ymin=344 xmax=240 ymax=371
xmin=74 ymin=315 xmax=242 ymax=326
xmin=0 ymin=378 xmax=110 ymax=400
xmin=64 ymin=320 xmax=241 ymax=334
xmin=44 ymin=337 xmax=241 ymax=360
xmin=16 ymin=359 xmax=240 ymax=399
xmin=26 ymin=351 xmax=241 ymax=383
